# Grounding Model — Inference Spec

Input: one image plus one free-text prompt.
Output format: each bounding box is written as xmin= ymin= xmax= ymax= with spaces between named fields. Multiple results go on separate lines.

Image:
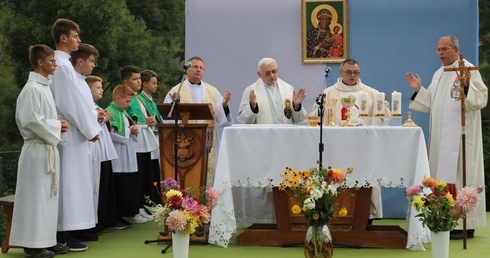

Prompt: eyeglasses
xmin=190 ymin=65 xmax=205 ymax=70
xmin=341 ymin=70 xmax=360 ymax=77
xmin=435 ymin=47 xmax=454 ymax=53
xmin=46 ymin=59 xmax=56 ymax=64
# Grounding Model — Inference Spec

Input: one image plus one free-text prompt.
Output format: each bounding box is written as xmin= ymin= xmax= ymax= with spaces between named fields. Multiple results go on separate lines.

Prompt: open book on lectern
xmin=157 ymin=103 xmax=214 ymax=124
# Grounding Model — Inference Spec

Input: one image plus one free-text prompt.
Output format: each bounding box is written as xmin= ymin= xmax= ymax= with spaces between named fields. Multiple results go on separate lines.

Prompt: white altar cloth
xmin=208 ymin=125 xmax=431 ymax=250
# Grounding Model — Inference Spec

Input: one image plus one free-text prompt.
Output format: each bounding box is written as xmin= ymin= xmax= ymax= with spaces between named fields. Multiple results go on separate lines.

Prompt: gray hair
xmin=441 ymin=35 xmax=459 ymax=48
xmin=257 ymin=57 xmax=277 ymax=71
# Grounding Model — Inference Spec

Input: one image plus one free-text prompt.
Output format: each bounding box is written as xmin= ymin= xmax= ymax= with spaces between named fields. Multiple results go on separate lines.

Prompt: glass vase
xmin=304 ymin=224 xmax=334 ymax=258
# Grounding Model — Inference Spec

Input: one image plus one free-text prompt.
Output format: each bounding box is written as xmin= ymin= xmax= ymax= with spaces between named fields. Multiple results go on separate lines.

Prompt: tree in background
xmin=0 ymin=0 xmax=185 ymax=154
xmin=479 ymin=0 xmax=490 ymax=211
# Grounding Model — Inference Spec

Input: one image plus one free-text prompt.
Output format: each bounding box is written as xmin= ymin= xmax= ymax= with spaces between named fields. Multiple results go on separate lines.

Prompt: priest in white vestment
xmin=235 ymin=57 xmax=307 ymax=225
xmin=310 ymin=58 xmax=387 ymax=219
xmin=10 ymin=45 xmax=68 ymax=256
xmin=310 ymin=58 xmax=391 ymax=127
xmin=237 ymin=57 xmax=307 ymax=124
xmin=164 ymin=56 xmax=233 ymax=187
xmin=406 ymin=35 xmax=487 ymax=238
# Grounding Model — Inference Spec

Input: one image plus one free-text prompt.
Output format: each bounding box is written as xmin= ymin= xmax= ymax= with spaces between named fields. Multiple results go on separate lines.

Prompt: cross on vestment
xmin=443 ymin=54 xmax=479 ymax=249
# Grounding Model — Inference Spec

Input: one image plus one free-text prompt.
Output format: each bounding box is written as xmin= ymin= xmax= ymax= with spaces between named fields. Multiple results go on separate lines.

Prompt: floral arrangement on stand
xmin=405 ymin=177 xmax=484 ymax=233
xmin=145 ymin=178 xmax=218 ymax=234
xmin=278 ymin=165 xmax=353 ymax=258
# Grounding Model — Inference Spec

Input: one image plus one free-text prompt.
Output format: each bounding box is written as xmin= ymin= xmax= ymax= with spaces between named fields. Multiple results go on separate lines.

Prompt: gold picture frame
xmin=302 ymin=0 xmax=348 ymax=63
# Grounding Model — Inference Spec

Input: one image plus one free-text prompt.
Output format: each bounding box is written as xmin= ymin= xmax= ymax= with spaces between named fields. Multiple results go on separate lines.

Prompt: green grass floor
xmin=2 ymin=213 xmax=489 ymax=258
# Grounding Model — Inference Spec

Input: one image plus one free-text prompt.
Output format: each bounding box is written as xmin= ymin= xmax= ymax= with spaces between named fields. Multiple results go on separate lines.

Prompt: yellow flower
xmin=312 ymin=213 xmax=320 ymax=220
xmin=445 ymin=192 xmax=455 ymax=206
xmin=413 ymin=196 xmax=424 ymax=210
xmin=166 ymin=189 xmax=182 ymax=199
xmin=437 ymin=180 xmax=447 ymax=188
xmin=291 ymin=204 xmax=302 ymax=214
xmin=347 ymin=166 xmax=354 ymax=174
xmin=338 ymin=207 xmax=348 ymax=217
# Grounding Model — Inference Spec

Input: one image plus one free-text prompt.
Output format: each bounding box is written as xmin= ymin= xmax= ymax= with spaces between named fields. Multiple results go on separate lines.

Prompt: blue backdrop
xmin=185 ymin=0 xmax=478 ymax=143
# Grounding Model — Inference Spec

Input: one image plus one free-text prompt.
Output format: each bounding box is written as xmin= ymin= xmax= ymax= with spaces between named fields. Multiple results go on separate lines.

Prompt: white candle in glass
xmin=375 ymin=92 xmax=385 ymax=116
xmin=358 ymin=91 xmax=369 ymax=116
xmin=391 ymin=91 xmax=402 ymax=117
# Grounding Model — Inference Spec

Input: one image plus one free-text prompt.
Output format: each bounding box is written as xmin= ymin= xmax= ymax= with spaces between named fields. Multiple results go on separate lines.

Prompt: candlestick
xmin=358 ymin=91 xmax=368 ymax=117
xmin=392 ymin=91 xmax=402 ymax=117
xmin=374 ymin=92 xmax=385 ymax=117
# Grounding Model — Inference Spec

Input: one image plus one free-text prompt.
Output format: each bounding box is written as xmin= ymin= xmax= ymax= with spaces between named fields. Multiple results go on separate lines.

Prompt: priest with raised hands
xmin=406 ymin=35 xmax=487 ymax=240
xmin=237 ymin=57 xmax=307 ymax=124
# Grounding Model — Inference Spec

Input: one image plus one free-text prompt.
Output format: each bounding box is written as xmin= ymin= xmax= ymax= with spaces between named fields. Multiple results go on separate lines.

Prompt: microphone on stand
xmin=324 ymin=67 xmax=331 ymax=78
xmin=183 ymin=61 xmax=192 ymax=70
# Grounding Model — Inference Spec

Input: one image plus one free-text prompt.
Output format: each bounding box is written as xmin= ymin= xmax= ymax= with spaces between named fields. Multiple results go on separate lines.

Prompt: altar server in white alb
xmin=50 ymin=18 xmax=101 ymax=251
xmin=164 ymin=56 xmax=233 ymax=186
xmin=237 ymin=57 xmax=307 ymax=124
xmin=406 ymin=35 xmax=488 ymax=239
xmin=10 ymin=44 xmax=69 ymax=258
xmin=309 ymin=58 xmax=391 ymax=126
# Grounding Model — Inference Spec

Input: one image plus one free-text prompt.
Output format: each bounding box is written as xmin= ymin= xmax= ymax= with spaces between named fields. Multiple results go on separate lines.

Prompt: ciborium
xmin=340 ymin=97 xmax=356 ymax=126
xmin=326 ymin=99 xmax=337 ymax=126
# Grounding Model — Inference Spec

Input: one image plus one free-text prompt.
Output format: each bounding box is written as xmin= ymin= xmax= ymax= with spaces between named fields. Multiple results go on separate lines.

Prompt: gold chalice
xmin=307 ymin=116 xmax=320 ymax=127
xmin=326 ymin=99 xmax=337 ymax=126
xmin=340 ymin=97 xmax=356 ymax=126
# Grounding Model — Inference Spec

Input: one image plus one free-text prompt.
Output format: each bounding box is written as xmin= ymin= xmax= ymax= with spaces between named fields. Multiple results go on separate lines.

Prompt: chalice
xmin=340 ymin=97 xmax=356 ymax=126
xmin=325 ymin=99 xmax=337 ymax=126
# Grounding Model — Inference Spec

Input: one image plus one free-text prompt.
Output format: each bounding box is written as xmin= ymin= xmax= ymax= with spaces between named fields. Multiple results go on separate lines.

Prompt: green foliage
xmin=0 ymin=0 xmax=184 ymax=109
xmin=480 ymin=0 xmax=490 ymax=211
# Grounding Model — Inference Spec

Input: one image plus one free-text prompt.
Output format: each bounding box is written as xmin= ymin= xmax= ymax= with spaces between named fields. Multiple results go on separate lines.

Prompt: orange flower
xmin=422 ymin=177 xmax=437 ymax=188
xmin=328 ymin=168 xmax=345 ymax=183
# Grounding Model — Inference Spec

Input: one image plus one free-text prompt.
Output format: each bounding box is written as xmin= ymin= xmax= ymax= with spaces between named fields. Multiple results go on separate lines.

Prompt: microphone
xmin=183 ymin=62 xmax=192 ymax=70
xmin=324 ymin=67 xmax=331 ymax=78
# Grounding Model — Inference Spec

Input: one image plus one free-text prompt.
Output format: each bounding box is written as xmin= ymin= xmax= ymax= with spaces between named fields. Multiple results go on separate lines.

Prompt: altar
xmin=208 ymin=125 xmax=431 ymax=250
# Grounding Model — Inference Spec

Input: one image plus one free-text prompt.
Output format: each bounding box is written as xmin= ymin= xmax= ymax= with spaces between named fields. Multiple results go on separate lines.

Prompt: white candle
xmin=375 ymin=92 xmax=385 ymax=116
xmin=358 ymin=91 xmax=368 ymax=116
xmin=391 ymin=91 xmax=402 ymax=117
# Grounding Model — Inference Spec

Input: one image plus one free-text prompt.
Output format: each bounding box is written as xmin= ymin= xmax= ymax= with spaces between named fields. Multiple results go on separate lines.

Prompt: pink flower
xmin=453 ymin=186 xmax=481 ymax=216
xmin=206 ymin=188 xmax=218 ymax=209
xmin=166 ymin=210 xmax=187 ymax=231
xmin=406 ymin=185 xmax=421 ymax=196
xmin=182 ymin=197 xmax=200 ymax=215
xmin=199 ymin=205 xmax=211 ymax=224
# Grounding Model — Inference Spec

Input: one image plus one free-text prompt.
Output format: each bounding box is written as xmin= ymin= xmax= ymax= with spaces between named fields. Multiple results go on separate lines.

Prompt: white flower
xmin=310 ymin=188 xmax=323 ymax=200
xmin=304 ymin=198 xmax=316 ymax=209
xmin=327 ymin=185 xmax=337 ymax=195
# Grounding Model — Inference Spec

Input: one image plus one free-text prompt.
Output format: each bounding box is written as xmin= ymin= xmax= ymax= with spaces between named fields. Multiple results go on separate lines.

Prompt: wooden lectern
xmin=156 ymin=103 xmax=215 ymax=243
xmin=157 ymin=103 xmax=214 ymax=190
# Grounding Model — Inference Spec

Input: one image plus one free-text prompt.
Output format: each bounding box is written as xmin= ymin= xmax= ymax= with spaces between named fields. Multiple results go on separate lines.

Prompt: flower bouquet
xmin=146 ymin=178 xmax=218 ymax=234
xmin=278 ymin=165 xmax=353 ymax=258
xmin=405 ymin=177 xmax=484 ymax=233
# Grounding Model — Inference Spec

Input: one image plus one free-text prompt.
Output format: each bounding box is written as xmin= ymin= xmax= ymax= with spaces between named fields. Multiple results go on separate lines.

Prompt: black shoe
xmin=450 ymin=229 xmax=474 ymax=240
xmin=76 ymin=231 xmax=99 ymax=241
xmin=24 ymin=248 xmax=55 ymax=258
xmin=48 ymin=242 xmax=70 ymax=254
